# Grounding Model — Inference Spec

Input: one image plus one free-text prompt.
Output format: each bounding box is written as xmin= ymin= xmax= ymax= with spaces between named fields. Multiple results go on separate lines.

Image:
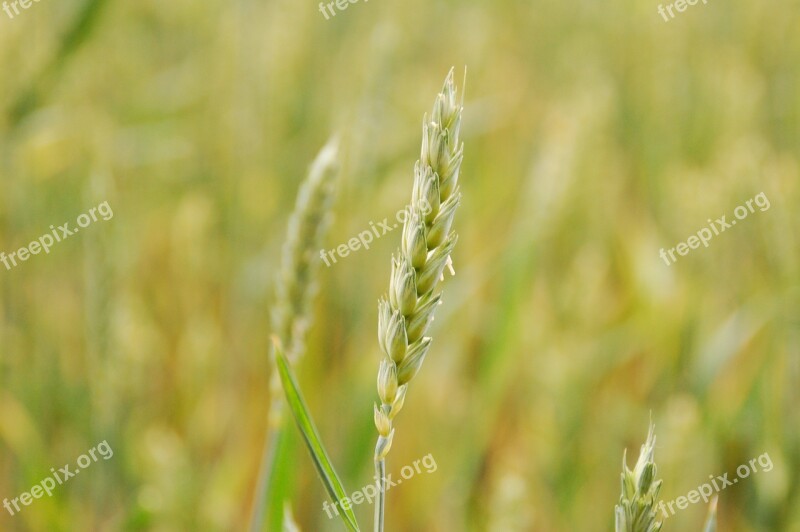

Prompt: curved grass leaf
xmin=274 ymin=343 xmax=360 ymax=532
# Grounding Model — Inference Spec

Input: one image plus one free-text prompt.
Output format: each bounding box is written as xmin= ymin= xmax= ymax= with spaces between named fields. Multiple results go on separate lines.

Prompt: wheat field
xmin=0 ymin=0 xmax=798 ymax=530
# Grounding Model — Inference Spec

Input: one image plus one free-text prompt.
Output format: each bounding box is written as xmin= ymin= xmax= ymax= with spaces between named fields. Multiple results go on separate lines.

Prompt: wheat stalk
xmin=615 ymin=423 xmax=664 ymax=532
xmin=702 ymin=496 xmax=718 ymax=532
xmin=250 ymin=138 xmax=340 ymax=531
xmin=373 ymin=68 xmax=465 ymax=531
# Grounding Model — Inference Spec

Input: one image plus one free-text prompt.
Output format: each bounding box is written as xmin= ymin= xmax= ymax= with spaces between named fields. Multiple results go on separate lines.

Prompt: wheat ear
xmin=615 ymin=424 xmax=664 ymax=532
xmin=271 ymin=138 xmax=340 ymax=375
xmin=373 ymin=69 xmax=465 ymax=531
xmin=250 ymin=138 xmax=340 ymax=531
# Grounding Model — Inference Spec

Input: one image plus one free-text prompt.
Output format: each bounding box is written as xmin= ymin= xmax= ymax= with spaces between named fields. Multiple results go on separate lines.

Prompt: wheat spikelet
xmin=615 ymin=424 xmax=664 ymax=532
xmin=373 ymin=68 xmax=465 ymax=530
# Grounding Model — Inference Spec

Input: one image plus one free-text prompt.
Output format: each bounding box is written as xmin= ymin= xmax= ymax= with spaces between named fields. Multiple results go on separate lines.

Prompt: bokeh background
xmin=1 ymin=0 xmax=798 ymax=530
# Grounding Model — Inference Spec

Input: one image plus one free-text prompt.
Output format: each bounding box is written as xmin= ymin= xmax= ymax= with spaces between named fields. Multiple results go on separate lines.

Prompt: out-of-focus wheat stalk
xmin=615 ymin=424 xmax=663 ymax=532
xmin=249 ymin=138 xmax=339 ymax=531
xmin=282 ymin=502 xmax=302 ymax=532
xmin=373 ymin=69 xmax=465 ymax=531
xmin=83 ymin=170 xmax=116 ymax=527
xmin=703 ymin=496 xmax=718 ymax=532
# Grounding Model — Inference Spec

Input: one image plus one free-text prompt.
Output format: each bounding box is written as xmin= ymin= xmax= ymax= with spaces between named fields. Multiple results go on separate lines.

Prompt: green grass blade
xmin=275 ymin=345 xmax=360 ymax=532
xmin=9 ymin=0 xmax=112 ymax=125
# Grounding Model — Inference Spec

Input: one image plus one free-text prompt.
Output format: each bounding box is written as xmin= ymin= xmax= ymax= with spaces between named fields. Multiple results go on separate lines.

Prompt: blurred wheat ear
xmin=249 ymin=138 xmax=340 ymax=532
xmin=615 ymin=423 xmax=664 ymax=532
xmin=373 ymin=67 xmax=465 ymax=532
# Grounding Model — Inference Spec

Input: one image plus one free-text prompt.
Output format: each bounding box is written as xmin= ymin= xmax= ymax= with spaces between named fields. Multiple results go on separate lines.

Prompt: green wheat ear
xmin=250 ymin=137 xmax=340 ymax=532
xmin=615 ymin=423 xmax=664 ymax=532
xmin=373 ymin=68 xmax=465 ymax=531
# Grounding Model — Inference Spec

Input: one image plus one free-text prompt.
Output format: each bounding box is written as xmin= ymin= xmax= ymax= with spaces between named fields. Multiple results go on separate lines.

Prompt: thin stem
xmin=374 ymin=457 xmax=386 ymax=532
xmin=249 ymin=404 xmax=284 ymax=532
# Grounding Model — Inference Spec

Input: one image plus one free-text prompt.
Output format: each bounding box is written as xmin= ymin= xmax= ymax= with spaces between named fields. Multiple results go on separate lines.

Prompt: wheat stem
xmin=703 ymin=496 xmax=718 ymax=532
xmin=374 ymin=457 xmax=386 ymax=532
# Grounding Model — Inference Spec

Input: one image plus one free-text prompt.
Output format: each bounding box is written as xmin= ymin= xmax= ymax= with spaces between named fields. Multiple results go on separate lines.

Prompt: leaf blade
xmin=275 ymin=346 xmax=360 ymax=532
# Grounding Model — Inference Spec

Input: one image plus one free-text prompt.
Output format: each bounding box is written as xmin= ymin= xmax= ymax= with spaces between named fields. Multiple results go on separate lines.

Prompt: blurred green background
xmin=0 ymin=0 xmax=798 ymax=530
